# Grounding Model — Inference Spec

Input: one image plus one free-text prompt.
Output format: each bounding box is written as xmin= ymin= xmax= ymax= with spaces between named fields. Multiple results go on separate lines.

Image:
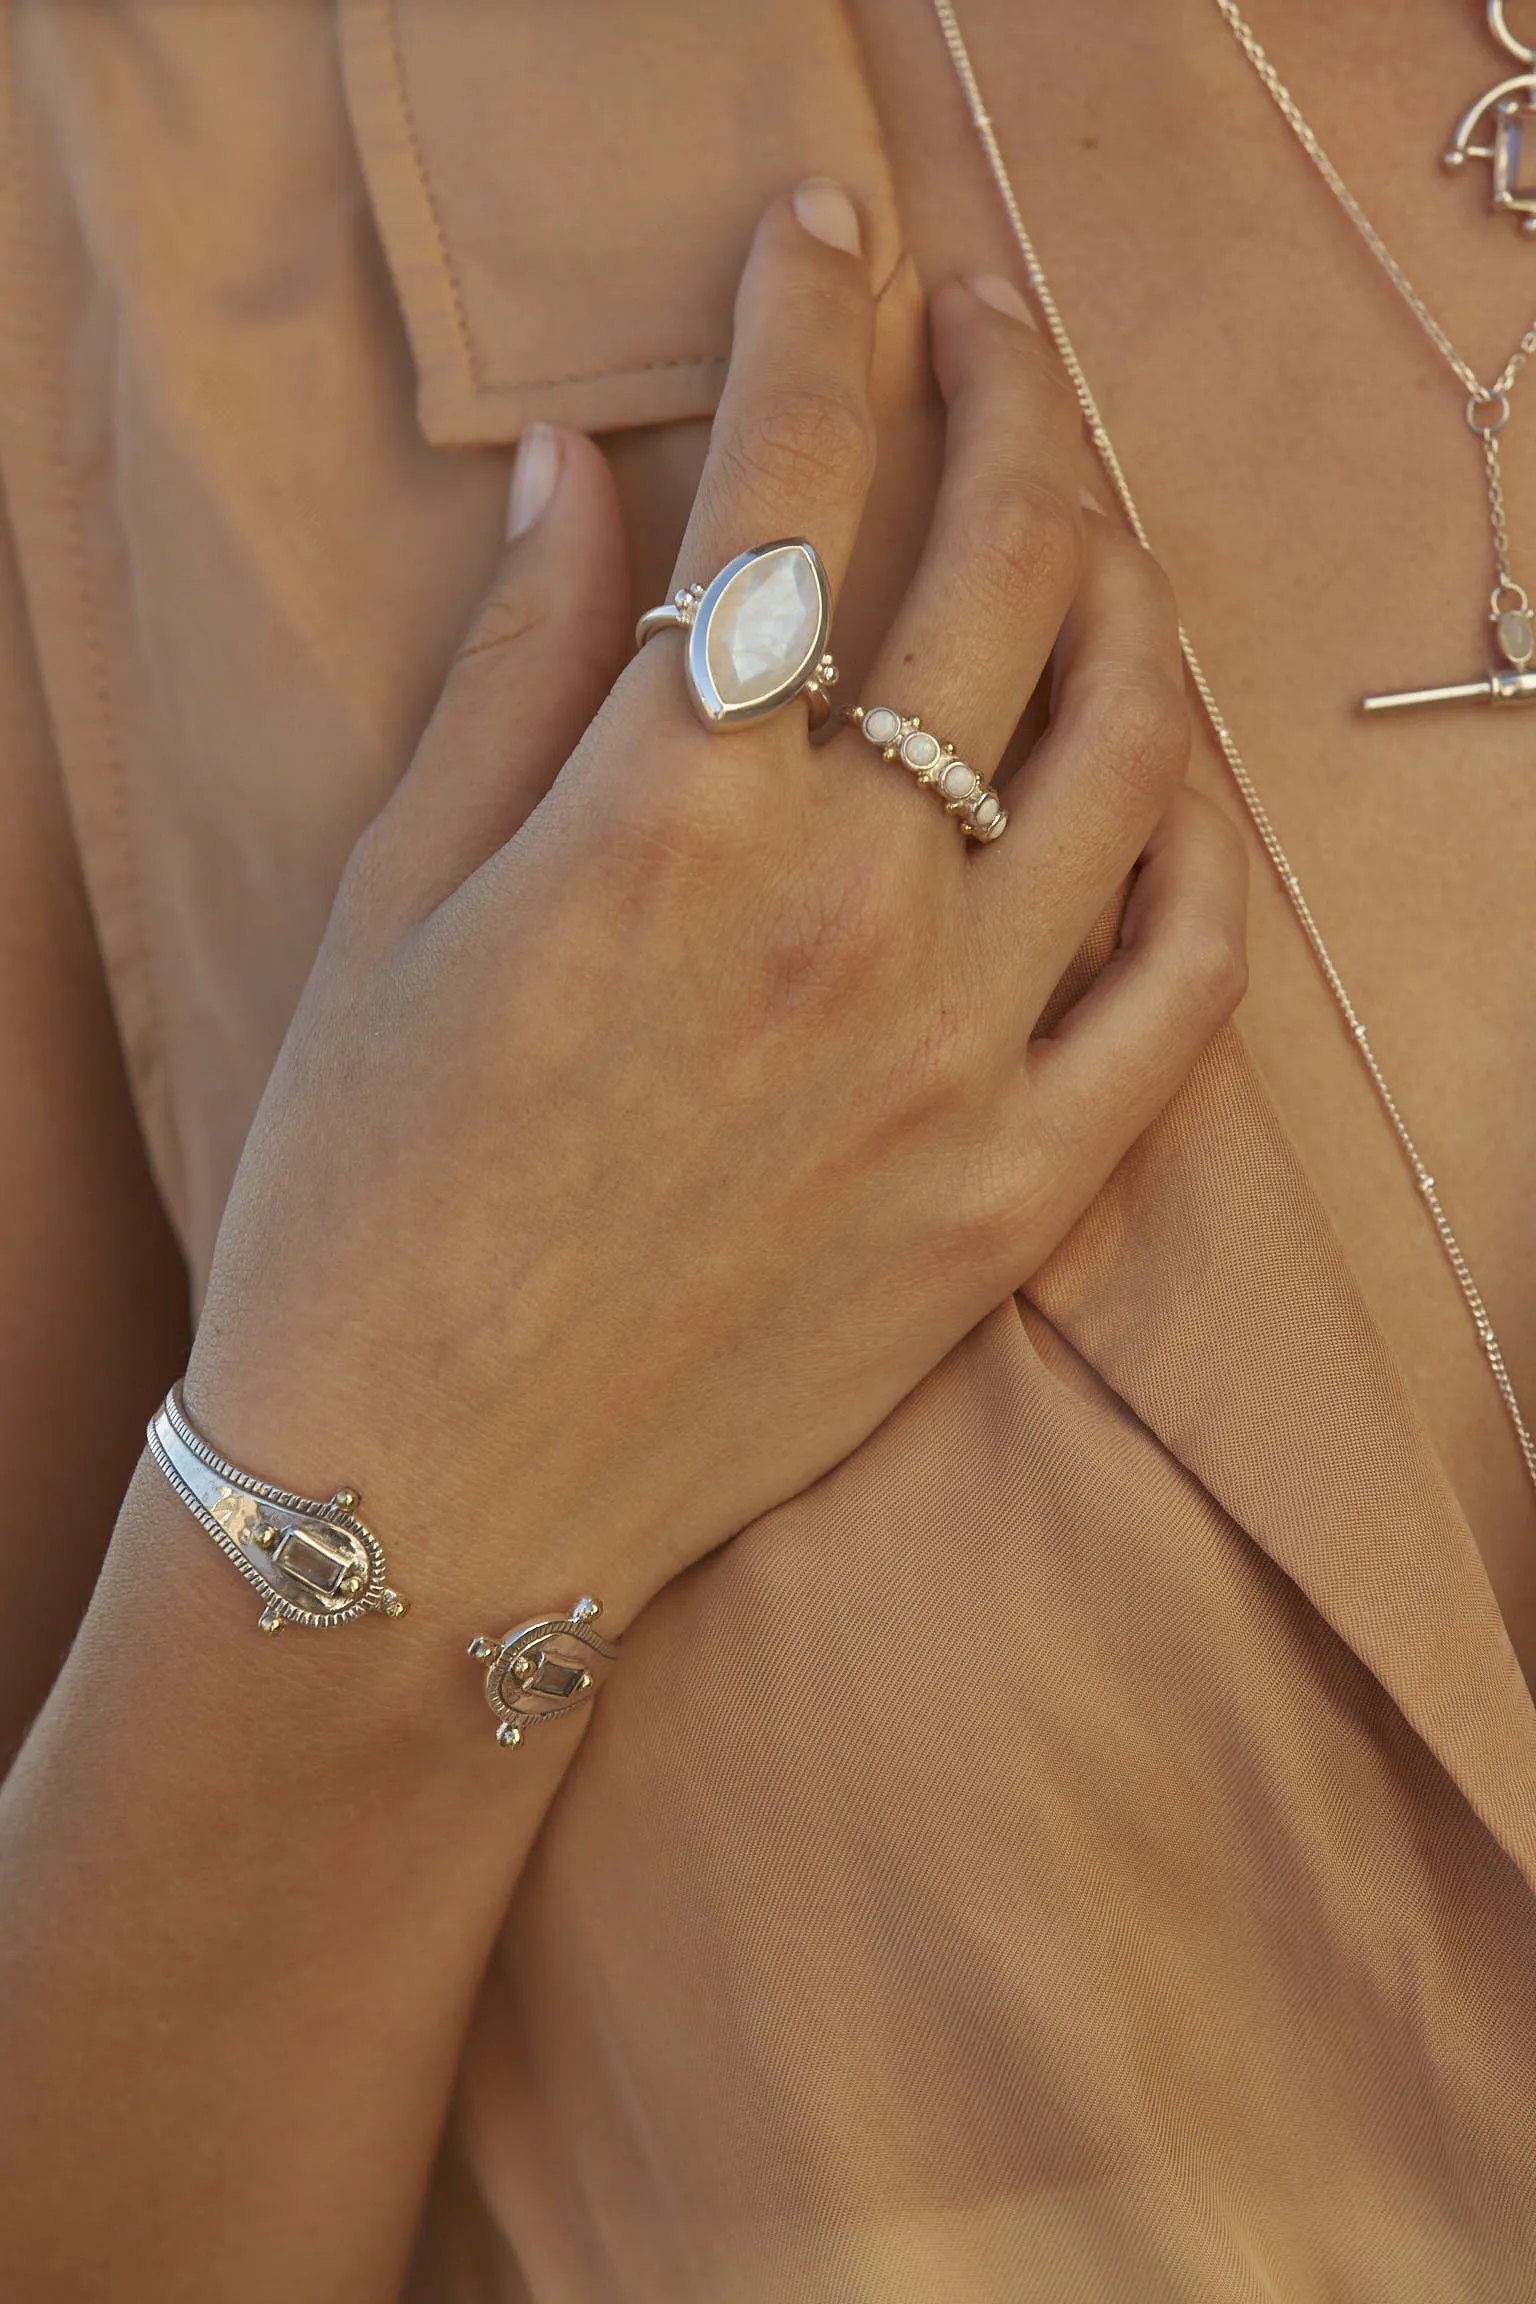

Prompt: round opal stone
xmin=703 ymin=546 xmax=823 ymax=708
xmin=900 ymin=730 xmax=943 ymax=772
xmin=969 ymin=790 xmax=1001 ymax=829
xmin=981 ymin=810 xmax=1008 ymax=842
xmin=862 ymin=706 xmax=902 ymax=746
xmin=940 ymin=761 xmax=978 ymax=800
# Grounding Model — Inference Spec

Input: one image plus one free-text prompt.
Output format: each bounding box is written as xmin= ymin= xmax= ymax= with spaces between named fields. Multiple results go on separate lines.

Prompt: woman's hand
xmin=191 ymin=183 xmax=1247 ymax=1628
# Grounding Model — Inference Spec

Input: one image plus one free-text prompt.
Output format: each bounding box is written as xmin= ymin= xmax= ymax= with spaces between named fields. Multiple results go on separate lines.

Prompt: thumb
xmin=363 ymin=423 xmax=632 ymax=921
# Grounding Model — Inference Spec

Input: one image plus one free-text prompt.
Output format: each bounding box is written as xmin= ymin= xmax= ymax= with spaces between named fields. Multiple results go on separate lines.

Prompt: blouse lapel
xmin=1027 ymin=1018 xmax=1536 ymax=1895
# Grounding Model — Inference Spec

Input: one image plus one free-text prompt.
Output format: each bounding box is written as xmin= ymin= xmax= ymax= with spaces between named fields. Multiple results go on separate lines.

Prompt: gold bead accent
xmin=330 ymin=1488 xmax=359 ymax=1514
xmin=258 ymin=1604 xmax=283 ymax=1636
xmin=382 ymin=1590 xmax=407 ymax=1618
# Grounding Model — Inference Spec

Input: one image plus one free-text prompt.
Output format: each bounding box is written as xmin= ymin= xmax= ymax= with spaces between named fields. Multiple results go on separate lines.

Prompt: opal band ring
xmin=635 ymin=538 xmax=839 ymax=731
xmin=845 ymin=705 xmax=1009 ymax=843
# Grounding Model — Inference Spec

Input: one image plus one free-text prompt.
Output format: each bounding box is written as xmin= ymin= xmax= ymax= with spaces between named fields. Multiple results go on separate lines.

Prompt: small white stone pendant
xmin=686 ymin=540 xmax=830 ymax=729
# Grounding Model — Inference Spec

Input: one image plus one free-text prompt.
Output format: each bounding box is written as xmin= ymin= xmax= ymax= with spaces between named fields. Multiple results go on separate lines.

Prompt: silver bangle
xmin=146 ymin=1384 xmax=408 ymax=1636
xmin=148 ymin=1388 xmax=620 ymax=1746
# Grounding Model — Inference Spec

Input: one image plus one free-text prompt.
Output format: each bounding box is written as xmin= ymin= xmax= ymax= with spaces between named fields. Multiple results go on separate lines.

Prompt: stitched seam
xmin=0 ymin=27 xmax=172 ymax=1191
xmin=469 ymin=350 xmax=727 ymax=398
xmin=380 ymin=0 xmax=480 ymax=390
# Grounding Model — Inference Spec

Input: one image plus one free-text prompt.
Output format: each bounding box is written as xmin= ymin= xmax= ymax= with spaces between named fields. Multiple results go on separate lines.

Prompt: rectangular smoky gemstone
xmin=273 ymin=1526 xmax=350 ymax=1596
xmin=529 ymin=1656 xmax=586 ymax=1700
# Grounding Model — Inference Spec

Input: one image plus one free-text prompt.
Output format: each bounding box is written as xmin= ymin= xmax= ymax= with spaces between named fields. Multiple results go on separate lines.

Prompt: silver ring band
xmin=845 ymin=706 xmax=1009 ymax=842
xmin=635 ymin=539 xmax=838 ymax=731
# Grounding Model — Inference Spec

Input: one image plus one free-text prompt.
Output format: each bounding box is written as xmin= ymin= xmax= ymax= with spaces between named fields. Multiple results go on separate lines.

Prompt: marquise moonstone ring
xmin=635 ymin=538 xmax=839 ymax=730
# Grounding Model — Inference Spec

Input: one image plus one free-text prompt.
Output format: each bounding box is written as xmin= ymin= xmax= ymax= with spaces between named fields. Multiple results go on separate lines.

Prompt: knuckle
xmin=454 ymin=579 xmax=550 ymax=669
xmin=332 ymin=819 xmax=400 ymax=938
xmin=722 ymin=381 xmax=875 ymax=505
xmin=1176 ymin=910 xmax=1249 ymax=1026
xmin=939 ymin=1137 xmax=1050 ymax=1288
xmin=959 ymin=471 xmax=1083 ymax=622
xmin=1090 ymin=675 xmax=1192 ymax=804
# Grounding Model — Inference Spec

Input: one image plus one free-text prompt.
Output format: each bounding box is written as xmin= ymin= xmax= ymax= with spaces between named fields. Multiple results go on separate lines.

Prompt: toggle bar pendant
xmin=1362 ymin=600 xmax=1536 ymax=713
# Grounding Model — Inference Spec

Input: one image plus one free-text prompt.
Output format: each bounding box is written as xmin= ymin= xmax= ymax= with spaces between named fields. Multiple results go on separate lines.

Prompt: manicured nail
xmin=967 ymin=273 xmax=1038 ymax=328
xmin=1080 ymin=485 xmax=1110 ymax=516
xmin=792 ymin=178 xmax=862 ymax=257
xmin=507 ymin=422 xmax=561 ymax=539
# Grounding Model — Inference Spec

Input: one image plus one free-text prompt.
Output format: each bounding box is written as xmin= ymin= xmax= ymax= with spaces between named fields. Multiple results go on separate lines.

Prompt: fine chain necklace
xmin=1447 ymin=0 xmax=1536 ymax=234
xmin=928 ymin=0 xmax=1536 ymax=1500
xmin=1215 ymin=0 xmax=1536 ymax=716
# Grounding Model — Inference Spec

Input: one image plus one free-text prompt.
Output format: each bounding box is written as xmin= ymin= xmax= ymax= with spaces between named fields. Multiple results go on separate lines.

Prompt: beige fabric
xmin=3 ymin=5 xmax=1535 ymax=2296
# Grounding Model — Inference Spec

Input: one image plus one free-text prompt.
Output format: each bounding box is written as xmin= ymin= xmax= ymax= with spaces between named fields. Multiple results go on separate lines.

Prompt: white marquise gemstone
xmin=704 ymin=548 xmax=822 ymax=706
xmin=900 ymin=730 xmax=943 ymax=772
xmin=940 ymin=761 xmax=978 ymax=801
xmin=862 ymin=706 xmax=902 ymax=747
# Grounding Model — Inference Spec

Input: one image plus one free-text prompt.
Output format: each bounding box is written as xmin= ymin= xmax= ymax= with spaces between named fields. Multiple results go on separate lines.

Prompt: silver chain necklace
xmin=1212 ymin=0 xmax=1536 ymax=715
xmin=929 ymin=0 xmax=1536 ymax=1501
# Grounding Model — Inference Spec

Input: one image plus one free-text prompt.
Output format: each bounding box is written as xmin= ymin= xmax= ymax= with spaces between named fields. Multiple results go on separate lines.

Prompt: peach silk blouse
xmin=4 ymin=6 xmax=1536 ymax=2298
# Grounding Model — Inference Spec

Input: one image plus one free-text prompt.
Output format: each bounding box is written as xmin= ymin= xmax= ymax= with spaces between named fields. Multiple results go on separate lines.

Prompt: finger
xmin=996 ymin=786 xmax=1248 ymax=1262
xmin=349 ymin=424 xmax=631 ymax=925
xmin=843 ymin=273 xmax=1085 ymax=795
xmin=979 ymin=514 xmax=1191 ymax=1003
xmin=667 ymin=180 xmax=877 ymax=608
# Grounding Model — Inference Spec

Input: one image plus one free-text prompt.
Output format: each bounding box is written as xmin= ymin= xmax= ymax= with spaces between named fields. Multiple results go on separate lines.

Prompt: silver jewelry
xmin=933 ymin=0 xmax=1536 ymax=1502
xmin=635 ymin=538 xmax=838 ymax=729
xmin=146 ymin=1384 xmax=408 ymax=1635
xmin=1445 ymin=1 xmax=1536 ymax=234
xmin=467 ymin=1598 xmax=618 ymax=1748
xmin=1211 ymin=0 xmax=1536 ymax=713
xmin=845 ymin=704 xmax=1008 ymax=841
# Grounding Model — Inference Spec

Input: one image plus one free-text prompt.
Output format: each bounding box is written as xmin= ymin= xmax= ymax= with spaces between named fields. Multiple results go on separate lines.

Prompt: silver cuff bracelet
xmin=147 ymin=1386 xmax=618 ymax=1750
xmin=146 ymin=1384 xmax=408 ymax=1636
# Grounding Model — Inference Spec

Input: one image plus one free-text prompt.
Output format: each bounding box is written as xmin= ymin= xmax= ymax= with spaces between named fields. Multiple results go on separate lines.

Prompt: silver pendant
xmin=1445 ymin=1 xmax=1536 ymax=233
xmin=1362 ymin=586 xmax=1536 ymax=712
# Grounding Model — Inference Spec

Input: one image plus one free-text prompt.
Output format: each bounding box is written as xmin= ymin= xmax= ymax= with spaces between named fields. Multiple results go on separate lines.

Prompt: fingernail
xmin=966 ymin=273 xmax=1038 ymax=328
xmin=792 ymin=178 xmax=862 ymax=257
xmin=1080 ymin=485 xmax=1110 ymax=517
xmin=507 ymin=422 xmax=562 ymax=539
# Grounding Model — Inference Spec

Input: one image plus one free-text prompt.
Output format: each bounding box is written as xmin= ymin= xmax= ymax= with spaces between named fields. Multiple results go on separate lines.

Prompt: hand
xmin=189 ymin=184 xmax=1247 ymax=1631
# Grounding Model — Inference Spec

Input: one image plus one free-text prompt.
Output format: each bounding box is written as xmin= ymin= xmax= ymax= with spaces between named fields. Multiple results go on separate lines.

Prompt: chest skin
xmin=608 ymin=0 xmax=1536 ymax=1679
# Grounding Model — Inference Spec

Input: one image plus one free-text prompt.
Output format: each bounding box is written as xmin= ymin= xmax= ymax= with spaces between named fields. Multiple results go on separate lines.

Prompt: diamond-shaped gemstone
xmin=704 ymin=547 xmax=822 ymax=706
xmin=528 ymin=1653 xmax=587 ymax=1700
